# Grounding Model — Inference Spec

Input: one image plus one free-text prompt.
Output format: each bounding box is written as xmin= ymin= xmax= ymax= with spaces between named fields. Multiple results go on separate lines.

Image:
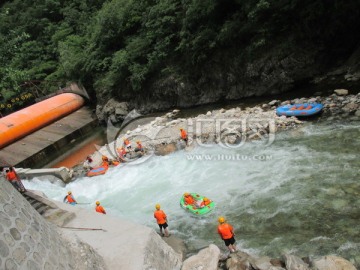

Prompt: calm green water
xmin=24 ymin=119 xmax=360 ymax=265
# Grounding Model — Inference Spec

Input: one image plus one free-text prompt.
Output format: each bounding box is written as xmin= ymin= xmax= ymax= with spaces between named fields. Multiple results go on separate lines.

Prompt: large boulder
xmin=312 ymin=255 xmax=356 ymax=270
xmin=96 ymin=99 xmax=129 ymax=123
xmin=181 ymin=244 xmax=220 ymax=270
xmin=282 ymin=254 xmax=310 ymax=270
xmin=334 ymin=89 xmax=349 ymax=96
xmin=226 ymin=251 xmax=253 ymax=270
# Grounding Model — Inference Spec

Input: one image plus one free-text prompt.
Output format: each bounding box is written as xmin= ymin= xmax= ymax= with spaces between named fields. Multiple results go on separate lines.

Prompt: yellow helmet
xmin=218 ymin=216 xmax=225 ymax=223
xmin=68 ymin=191 xmax=72 ymax=195
xmin=155 ymin=204 xmax=160 ymax=210
xmin=203 ymin=197 xmax=208 ymax=201
xmin=184 ymin=192 xmax=190 ymax=196
xmin=96 ymin=201 xmax=100 ymax=205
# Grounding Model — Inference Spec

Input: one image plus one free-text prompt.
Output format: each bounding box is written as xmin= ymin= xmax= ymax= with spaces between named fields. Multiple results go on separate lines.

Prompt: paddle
xmin=60 ymin=226 xmax=107 ymax=232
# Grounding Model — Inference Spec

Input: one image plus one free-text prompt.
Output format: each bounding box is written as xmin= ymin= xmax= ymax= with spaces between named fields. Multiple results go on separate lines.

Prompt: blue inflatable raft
xmin=276 ymin=103 xmax=323 ymax=117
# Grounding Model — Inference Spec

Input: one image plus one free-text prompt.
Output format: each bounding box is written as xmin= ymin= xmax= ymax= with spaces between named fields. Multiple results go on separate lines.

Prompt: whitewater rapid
xmin=23 ymin=119 xmax=360 ymax=263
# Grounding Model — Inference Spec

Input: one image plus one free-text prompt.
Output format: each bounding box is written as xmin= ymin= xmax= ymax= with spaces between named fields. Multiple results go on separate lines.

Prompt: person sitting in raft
xmin=83 ymin=156 xmax=94 ymax=171
xmin=134 ymin=140 xmax=144 ymax=154
xmin=109 ymin=159 xmax=120 ymax=166
xmin=95 ymin=201 xmax=106 ymax=214
xmin=179 ymin=128 xmax=188 ymax=146
xmin=63 ymin=191 xmax=77 ymax=205
xmin=117 ymin=147 xmax=127 ymax=161
xmin=200 ymin=197 xmax=211 ymax=208
xmin=184 ymin=193 xmax=202 ymax=208
xmin=101 ymin=155 xmax=110 ymax=168
xmin=123 ymin=138 xmax=132 ymax=151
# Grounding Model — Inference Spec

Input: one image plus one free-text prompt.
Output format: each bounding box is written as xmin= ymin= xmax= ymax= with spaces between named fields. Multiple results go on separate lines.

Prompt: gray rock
xmin=282 ymin=254 xmax=310 ymax=270
xmin=250 ymin=256 xmax=273 ymax=270
xmin=312 ymin=255 xmax=356 ymax=270
xmin=334 ymin=89 xmax=349 ymax=96
xmin=226 ymin=251 xmax=252 ymax=270
xmin=342 ymin=103 xmax=359 ymax=112
xmin=181 ymin=244 xmax=220 ymax=270
xmin=269 ymin=100 xmax=279 ymax=106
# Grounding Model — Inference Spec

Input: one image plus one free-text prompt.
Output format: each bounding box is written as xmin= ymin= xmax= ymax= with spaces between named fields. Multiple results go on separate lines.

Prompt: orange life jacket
xmin=66 ymin=195 xmax=76 ymax=203
xmin=154 ymin=210 xmax=167 ymax=224
xmin=184 ymin=195 xmax=195 ymax=205
xmin=137 ymin=143 xmax=143 ymax=149
xmin=200 ymin=200 xmax=211 ymax=207
xmin=181 ymin=130 xmax=188 ymax=139
xmin=96 ymin=205 xmax=106 ymax=214
xmin=6 ymin=171 xmax=17 ymax=181
xmin=124 ymin=139 xmax=130 ymax=146
xmin=101 ymin=161 xmax=109 ymax=168
xmin=217 ymin=223 xmax=234 ymax=239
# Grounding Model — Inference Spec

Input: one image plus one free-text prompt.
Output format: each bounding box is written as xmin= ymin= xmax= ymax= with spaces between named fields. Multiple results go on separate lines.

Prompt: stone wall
xmin=0 ymin=178 xmax=105 ymax=269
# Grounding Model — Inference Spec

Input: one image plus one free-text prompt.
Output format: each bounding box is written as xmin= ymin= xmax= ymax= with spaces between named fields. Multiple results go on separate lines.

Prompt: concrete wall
xmin=0 ymin=178 xmax=105 ymax=269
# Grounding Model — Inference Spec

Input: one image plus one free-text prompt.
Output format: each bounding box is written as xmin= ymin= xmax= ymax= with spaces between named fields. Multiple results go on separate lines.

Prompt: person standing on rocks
xmin=179 ymin=128 xmax=188 ymax=146
xmin=95 ymin=201 xmax=106 ymax=214
xmin=63 ymin=191 xmax=77 ymax=205
xmin=154 ymin=204 xmax=169 ymax=237
xmin=217 ymin=216 xmax=237 ymax=253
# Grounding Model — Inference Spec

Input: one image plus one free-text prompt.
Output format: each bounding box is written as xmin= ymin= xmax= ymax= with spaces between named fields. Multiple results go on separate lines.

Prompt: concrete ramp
xmin=16 ymin=167 xmax=73 ymax=183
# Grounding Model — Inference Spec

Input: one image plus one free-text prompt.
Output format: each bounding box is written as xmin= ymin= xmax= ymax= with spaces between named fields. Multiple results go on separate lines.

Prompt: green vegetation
xmin=1 ymin=0 xmax=359 ymax=113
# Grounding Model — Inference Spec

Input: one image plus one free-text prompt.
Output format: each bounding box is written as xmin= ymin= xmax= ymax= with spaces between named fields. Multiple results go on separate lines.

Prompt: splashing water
xmin=23 ymin=119 xmax=360 ymax=264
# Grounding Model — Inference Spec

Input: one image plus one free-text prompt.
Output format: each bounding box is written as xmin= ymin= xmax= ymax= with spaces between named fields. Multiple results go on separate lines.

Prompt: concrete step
xmin=37 ymin=205 xmax=50 ymax=215
xmin=32 ymin=201 xmax=44 ymax=210
xmin=43 ymin=208 xmax=76 ymax=227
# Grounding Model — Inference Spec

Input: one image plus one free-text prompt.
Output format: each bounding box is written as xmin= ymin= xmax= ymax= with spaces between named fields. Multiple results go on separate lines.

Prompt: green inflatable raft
xmin=180 ymin=193 xmax=215 ymax=215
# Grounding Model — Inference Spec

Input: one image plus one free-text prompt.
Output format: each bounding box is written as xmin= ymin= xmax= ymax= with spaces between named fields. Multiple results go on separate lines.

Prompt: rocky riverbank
xmin=80 ymin=89 xmax=360 ymax=172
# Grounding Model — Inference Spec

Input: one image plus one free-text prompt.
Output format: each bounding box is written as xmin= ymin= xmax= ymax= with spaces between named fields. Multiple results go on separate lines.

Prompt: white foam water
xmin=23 ymin=120 xmax=360 ymax=264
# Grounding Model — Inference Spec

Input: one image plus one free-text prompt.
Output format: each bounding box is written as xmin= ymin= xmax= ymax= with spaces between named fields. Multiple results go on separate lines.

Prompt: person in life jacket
xmin=134 ymin=140 xmax=144 ymax=154
xmin=117 ymin=147 xmax=127 ymax=161
xmin=183 ymin=192 xmax=202 ymax=208
xmin=154 ymin=204 xmax=169 ymax=237
xmin=123 ymin=138 xmax=132 ymax=151
xmin=95 ymin=201 xmax=106 ymax=214
xmin=217 ymin=216 xmax=237 ymax=253
xmin=184 ymin=193 xmax=195 ymax=205
xmin=83 ymin=155 xmax=94 ymax=171
xmin=179 ymin=128 xmax=188 ymax=145
xmin=63 ymin=191 xmax=77 ymax=205
xmin=200 ymin=197 xmax=211 ymax=208
xmin=101 ymin=155 xmax=110 ymax=168
xmin=6 ymin=167 xmax=25 ymax=193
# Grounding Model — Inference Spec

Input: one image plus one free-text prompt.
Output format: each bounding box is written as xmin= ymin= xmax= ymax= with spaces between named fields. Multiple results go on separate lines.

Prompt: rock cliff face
xmin=97 ymin=44 xmax=360 ymax=122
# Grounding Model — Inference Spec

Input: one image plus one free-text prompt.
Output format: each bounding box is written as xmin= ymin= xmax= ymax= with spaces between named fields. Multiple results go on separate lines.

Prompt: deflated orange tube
xmin=0 ymin=93 xmax=85 ymax=149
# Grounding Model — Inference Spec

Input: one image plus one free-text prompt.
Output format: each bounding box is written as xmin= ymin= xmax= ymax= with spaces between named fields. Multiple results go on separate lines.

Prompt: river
xmin=23 ymin=118 xmax=360 ymax=265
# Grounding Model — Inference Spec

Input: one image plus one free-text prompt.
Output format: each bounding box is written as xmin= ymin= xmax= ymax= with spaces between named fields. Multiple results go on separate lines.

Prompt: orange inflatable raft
xmin=0 ymin=93 xmax=84 ymax=149
xmin=86 ymin=166 xmax=108 ymax=177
